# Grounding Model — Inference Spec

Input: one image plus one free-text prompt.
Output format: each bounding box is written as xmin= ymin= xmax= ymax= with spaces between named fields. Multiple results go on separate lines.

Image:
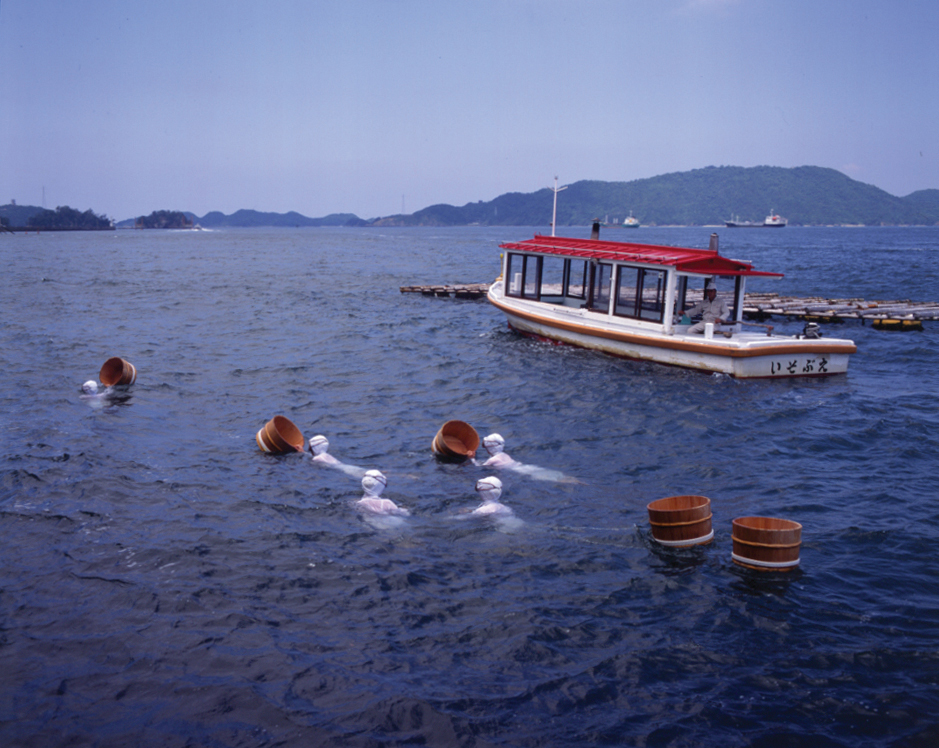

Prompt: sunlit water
xmin=2 ymin=226 xmax=938 ymax=747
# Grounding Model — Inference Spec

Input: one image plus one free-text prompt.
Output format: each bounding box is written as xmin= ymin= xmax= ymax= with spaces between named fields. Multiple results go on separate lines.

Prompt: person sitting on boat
xmin=683 ymin=280 xmax=730 ymax=334
xmin=355 ymin=470 xmax=409 ymax=516
xmin=309 ymin=435 xmax=368 ymax=479
xmin=477 ymin=433 xmax=582 ymax=483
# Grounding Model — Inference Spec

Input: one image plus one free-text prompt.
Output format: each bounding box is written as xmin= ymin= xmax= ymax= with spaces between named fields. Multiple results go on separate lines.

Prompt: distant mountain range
xmin=378 ymin=166 xmax=939 ymax=227
xmin=116 ymin=209 xmax=359 ymax=229
xmin=4 ymin=166 xmax=938 ymax=230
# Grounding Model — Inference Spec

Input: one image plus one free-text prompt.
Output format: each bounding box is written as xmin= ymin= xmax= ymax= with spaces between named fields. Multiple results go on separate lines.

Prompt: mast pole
xmin=551 ymin=176 xmax=568 ymax=237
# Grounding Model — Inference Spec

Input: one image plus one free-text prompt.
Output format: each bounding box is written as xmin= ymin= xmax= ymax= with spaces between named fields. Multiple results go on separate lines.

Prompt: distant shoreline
xmin=1 ymin=226 xmax=115 ymax=233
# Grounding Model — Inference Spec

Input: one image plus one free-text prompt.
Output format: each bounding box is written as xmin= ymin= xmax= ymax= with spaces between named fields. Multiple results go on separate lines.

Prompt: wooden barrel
xmin=256 ymin=415 xmax=305 ymax=454
xmin=256 ymin=428 xmax=274 ymax=453
xmin=732 ymin=516 xmax=802 ymax=571
xmin=646 ymin=495 xmax=713 ymax=546
xmin=99 ymin=357 xmax=137 ymax=386
xmin=431 ymin=420 xmax=480 ymax=462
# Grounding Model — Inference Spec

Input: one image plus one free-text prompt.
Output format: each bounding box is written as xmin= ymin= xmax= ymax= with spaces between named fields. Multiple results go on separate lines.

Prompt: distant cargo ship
xmin=725 ymin=215 xmax=760 ymax=228
xmin=725 ymin=210 xmax=788 ymax=228
xmin=602 ymin=211 xmax=640 ymax=229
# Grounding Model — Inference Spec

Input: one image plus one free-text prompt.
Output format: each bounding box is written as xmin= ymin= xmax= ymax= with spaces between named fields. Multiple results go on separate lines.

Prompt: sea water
xmin=1 ymin=226 xmax=938 ymax=747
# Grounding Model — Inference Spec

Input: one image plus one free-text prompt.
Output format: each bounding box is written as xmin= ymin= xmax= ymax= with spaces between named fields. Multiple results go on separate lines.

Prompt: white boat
xmin=487 ymin=232 xmax=856 ymax=378
xmin=764 ymin=210 xmax=787 ymax=227
xmin=623 ymin=211 xmax=640 ymax=228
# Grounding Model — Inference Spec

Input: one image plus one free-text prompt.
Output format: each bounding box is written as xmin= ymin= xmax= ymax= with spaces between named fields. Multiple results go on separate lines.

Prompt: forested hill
xmin=112 ymin=209 xmax=360 ymax=229
xmin=195 ymin=210 xmax=359 ymax=228
xmin=374 ymin=166 xmax=939 ymax=227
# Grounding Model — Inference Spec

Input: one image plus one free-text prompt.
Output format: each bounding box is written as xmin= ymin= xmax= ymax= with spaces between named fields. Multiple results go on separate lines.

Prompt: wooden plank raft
xmin=399 ymin=283 xmax=491 ymax=299
xmin=400 ymin=284 xmax=934 ymax=329
xmin=742 ymin=292 xmax=936 ymax=328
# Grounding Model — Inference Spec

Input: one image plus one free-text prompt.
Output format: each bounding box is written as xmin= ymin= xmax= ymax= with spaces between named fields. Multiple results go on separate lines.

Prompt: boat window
xmin=565 ymin=259 xmax=588 ymax=300
xmin=638 ymin=269 xmax=665 ymax=321
xmin=506 ymin=253 xmax=540 ymax=299
xmin=615 ymin=266 xmax=641 ymax=317
xmin=539 ymin=255 xmax=566 ymax=302
xmin=506 ymin=253 xmax=523 ymax=297
xmin=615 ymin=267 xmax=666 ymax=322
xmin=524 ymin=256 xmax=540 ymax=298
xmin=589 ymin=263 xmax=613 ymax=313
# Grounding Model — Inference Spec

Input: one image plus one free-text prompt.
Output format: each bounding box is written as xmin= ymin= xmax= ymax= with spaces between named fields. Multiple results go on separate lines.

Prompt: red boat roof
xmin=499 ymin=235 xmax=783 ymax=278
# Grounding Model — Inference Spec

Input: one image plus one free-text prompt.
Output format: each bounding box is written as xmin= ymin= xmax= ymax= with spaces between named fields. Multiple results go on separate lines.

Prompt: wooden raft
xmin=400 ymin=284 xmax=935 ymax=329
xmin=742 ymin=292 xmax=937 ymax=328
xmin=399 ymin=283 xmax=490 ymax=299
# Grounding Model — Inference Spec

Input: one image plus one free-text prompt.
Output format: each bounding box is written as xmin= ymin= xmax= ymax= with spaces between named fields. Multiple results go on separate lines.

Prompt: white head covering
xmin=82 ymin=380 xmax=99 ymax=394
xmin=482 ymin=433 xmax=505 ymax=456
xmin=309 ymin=434 xmax=329 ymax=455
xmin=361 ymin=469 xmax=387 ymax=497
xmin=705 ymin=279 xmax=717 ymax=291
xmin=475 ymin=476 xmax=503 ymax=501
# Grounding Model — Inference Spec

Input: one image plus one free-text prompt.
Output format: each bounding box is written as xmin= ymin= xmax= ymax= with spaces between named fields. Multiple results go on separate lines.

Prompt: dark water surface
xmin=2 ymin=226 xmax=938 ymax=747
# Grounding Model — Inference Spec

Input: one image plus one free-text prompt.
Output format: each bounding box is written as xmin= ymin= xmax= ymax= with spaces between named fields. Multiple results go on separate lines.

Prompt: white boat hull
xmin=489 ymin=283 xmax=854 ymax=379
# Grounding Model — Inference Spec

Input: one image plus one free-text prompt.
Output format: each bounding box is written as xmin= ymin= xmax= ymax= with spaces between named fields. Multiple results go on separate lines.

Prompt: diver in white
xmin=478 ymin=434 xmax=517 ymax=468
xmin=477 ymin=433 xmax=581 ymax=483
xmin=471 ymin=476 xmax=513 ymax=516
xmin=309 ymin=435 xmax=368 ymax=479
xmin=79 ymin=380 xmax=115 ymax=407
xmin=466 ymin=476 xmax=524 ymax=532
xmin=355 ymin=470 xmax=409 ymax=516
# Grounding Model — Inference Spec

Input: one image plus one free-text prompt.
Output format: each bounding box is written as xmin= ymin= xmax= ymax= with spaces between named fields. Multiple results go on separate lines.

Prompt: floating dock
xmin=399 ymin=283 xmax=491 ymax=299
xmin=743 ymin=292 xmax=936 ymax=328
xmin=401 ymin=284 xmax=934 ymax=329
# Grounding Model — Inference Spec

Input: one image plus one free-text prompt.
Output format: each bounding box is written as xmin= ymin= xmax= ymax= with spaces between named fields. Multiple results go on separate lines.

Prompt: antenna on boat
xmin=550 ymin=176 xmax=567 ymax=237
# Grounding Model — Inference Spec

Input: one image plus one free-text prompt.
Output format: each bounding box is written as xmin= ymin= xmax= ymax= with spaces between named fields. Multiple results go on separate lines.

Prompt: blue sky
xmin=2 ymin=0 xmax=937 ymax=221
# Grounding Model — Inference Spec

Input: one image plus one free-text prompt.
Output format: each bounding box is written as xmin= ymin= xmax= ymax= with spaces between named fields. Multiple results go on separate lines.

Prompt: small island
xmin=27 ymin=206 xmax=114 ymax=231
xmin=135 ymin=210 xmax=194 ymax=229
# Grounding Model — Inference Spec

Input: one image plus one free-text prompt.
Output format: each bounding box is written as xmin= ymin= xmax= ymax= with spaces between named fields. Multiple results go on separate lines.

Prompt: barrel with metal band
xmin=431 ymin=420 xmax=480 ymax=463
xmin=99 ymin=357 xmax=137 ymax=386
xmin=731 ymin=516 xmax=802 ymax=570
xmin=646 ymin=495 xmax=713 ymax=546
xmin=256 ymin=415 xmax=305 ymax=454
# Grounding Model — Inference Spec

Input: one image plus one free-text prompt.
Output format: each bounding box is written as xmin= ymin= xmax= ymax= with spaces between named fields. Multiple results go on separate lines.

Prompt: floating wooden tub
xmin=99 ymin=357 xmax=137 ymax=386
xmin=256 ymin=415 xmax=305 ymax=454
xmin=646 ymin=495 xmax=713 ymax=547
xmin=431 ymin=420 xmax=480 ymax=462
xmin=732 ymin=516 xmax=802 ymax=571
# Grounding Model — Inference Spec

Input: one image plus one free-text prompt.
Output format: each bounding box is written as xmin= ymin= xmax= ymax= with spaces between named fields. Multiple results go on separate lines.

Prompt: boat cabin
xmin=498 ymin=233 xmax=781 ymax=334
